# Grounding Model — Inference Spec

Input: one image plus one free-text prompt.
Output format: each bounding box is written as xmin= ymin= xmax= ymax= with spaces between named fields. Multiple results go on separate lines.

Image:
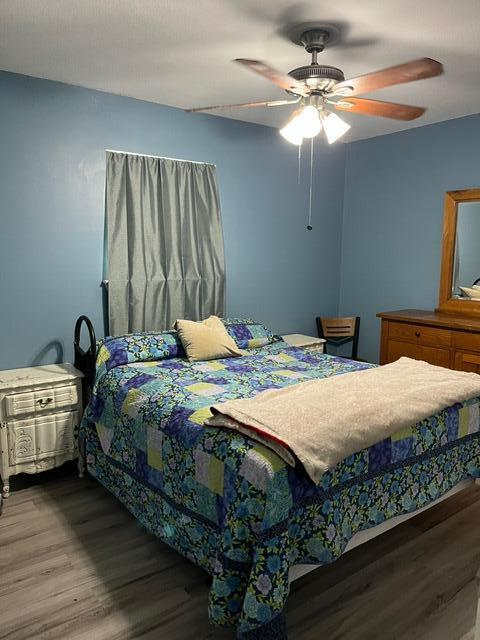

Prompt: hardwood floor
xmin=1 ymin=468 xmax=479 ymax=640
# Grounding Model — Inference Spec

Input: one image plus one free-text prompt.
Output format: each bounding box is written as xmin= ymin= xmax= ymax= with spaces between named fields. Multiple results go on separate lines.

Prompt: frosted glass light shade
xmin=320 ymin=110 xmax=351 ymax=144
xmin=297 ymin=106 xmax=322 ymax=138
xmin=279 ymin=106 xmax=322 ymax=145
xmin=279 ymin=108 xmax=304 ymax=145
xmin=279 ymin=118 xmax=303 ymax=145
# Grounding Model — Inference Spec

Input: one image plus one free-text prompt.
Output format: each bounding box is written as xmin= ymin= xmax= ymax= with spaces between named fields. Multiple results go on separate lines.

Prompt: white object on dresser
xmin=282 ymin=334 xmax=326 ymax=352
xmin=0 ymin=363 xmax=83 ymax=498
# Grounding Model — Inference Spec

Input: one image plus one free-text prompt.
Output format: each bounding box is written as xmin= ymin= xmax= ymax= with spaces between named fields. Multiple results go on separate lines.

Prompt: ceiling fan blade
xmin=333 ymin=58 xmax=443 ymax=97
xmin=333 ymin=97 xmax=426 ymax=120
xmin=234 ymin=58 xmax=308 ymax=96
xmin=187 ymin=98 xmax=300 ymax=113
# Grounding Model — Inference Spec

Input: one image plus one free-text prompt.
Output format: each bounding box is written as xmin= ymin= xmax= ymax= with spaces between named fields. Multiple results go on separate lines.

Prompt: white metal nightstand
xmin=0 ymin=363 xmax=83 ymax=498
xmin=282 ymin=334 xmax=326 ymax=352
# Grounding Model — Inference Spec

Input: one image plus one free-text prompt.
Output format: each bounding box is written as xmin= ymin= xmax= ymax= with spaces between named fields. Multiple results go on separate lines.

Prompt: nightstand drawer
xmin=7 ymin=410 xmax=77 ymax=465
xmin=304 ymin=343 xmax=325 ymax=352
xmin=4 ymin=383 xmax=78 ymax=418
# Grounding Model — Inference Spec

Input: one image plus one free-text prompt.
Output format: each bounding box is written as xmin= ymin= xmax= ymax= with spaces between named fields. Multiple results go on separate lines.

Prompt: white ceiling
xmin=1 ymin=0 xmax=480 ymax=142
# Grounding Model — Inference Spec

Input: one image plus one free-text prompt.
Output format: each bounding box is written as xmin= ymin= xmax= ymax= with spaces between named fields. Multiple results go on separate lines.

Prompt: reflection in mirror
xmin=453 ymin=201 xmax=480 ymax=299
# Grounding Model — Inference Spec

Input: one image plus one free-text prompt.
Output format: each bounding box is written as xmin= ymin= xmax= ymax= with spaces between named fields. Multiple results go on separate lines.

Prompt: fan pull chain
xmin=307 ymin=137 xmax=314 ymax=230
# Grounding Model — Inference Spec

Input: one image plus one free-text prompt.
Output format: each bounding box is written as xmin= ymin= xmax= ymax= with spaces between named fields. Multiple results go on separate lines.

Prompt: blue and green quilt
xmin=80 ymin=325 xmax=480 ymax=639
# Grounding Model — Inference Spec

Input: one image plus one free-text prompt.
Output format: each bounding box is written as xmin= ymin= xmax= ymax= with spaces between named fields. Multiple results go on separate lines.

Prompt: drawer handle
xmin=415 ymin=331 xmax=421 ymax=338
xmin=37 ymin=397 xmax=53 ymax=407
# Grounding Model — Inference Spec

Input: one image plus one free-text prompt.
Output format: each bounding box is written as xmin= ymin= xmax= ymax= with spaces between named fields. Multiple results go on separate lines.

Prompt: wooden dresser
xmin=377 ymin=309 xmax=480 ymax=373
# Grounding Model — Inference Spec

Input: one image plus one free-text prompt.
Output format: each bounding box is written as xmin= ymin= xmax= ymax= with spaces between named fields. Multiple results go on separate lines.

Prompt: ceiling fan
xmin=188 ymin=24 xmax=444 ymax=145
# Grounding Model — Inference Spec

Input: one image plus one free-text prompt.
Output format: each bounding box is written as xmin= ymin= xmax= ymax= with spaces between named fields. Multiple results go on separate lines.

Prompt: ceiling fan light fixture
xmin=298 ymin=105 xmax=322 ymax=138
xmin=279 ymin=113 xmax=304 ymax=145
xmin=320 ymin=110 xmax=351 ymax=144
xmin=279 ymin=125 xmax=303 ymax=146
xmin=279 ymin=106 xmax=322 ymax=145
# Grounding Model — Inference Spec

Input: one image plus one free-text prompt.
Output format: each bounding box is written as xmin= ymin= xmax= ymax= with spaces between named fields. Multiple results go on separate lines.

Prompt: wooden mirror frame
xmin=437 ymin=188 xmax=480 ymax=316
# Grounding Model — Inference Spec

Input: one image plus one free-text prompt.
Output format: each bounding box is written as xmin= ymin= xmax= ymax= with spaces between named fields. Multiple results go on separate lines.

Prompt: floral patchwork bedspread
xmin=81 ymin=330 xmax=480 ymax=639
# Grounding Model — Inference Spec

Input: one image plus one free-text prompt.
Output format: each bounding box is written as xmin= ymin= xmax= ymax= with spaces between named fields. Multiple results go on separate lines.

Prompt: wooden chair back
xmin=319 ymin=317 xmax=357 ymax=338
xmin=316 ymin=316 xmax=360 ymax=359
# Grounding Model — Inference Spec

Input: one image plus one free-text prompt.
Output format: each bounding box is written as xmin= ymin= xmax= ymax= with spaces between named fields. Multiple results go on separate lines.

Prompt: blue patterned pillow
xmin=96 ymin=331 xmax=185 ymax=377
xmin=222 ymin=318 xmax=281 ymax=349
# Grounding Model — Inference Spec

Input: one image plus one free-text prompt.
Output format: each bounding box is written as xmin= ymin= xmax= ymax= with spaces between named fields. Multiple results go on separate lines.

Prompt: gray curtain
xmin=106 ymin=151 xmax=226 ymax=335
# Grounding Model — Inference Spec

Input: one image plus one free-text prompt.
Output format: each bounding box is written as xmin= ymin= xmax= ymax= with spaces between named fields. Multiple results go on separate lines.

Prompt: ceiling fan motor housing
xmin=299 ymin=28 xmax=331 ymax=53
xmin=288 ymin=64 xmax=345 ymax=92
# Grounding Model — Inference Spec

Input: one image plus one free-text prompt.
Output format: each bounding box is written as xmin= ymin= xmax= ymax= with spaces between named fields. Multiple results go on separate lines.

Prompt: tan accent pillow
xmin=175 ymin=316 xmax=244 ymax=361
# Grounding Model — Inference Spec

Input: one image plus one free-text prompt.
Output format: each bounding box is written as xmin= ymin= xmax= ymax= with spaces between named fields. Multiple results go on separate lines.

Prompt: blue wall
xmin=6 ymin=69 xmax=476 ymax=371
xmin=339 ymin=114 xmax=480 ymax=363
xmin=0 ymin=71 xmax=346 ymax=369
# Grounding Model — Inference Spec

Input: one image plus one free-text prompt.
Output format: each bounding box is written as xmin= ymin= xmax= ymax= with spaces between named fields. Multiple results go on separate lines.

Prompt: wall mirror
xmin=438 ymin=188 xmax=480 ymax=316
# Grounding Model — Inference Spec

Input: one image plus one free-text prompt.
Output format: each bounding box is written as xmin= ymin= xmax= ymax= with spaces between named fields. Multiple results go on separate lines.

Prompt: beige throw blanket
xmin=206 ymin=357 xmax=480 ymax=484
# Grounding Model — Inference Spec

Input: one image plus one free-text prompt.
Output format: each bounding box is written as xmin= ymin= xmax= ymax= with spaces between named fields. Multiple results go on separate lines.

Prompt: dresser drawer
xmin=386 ymin=339 xmax=451 ymax=368
xmin=7 ymin=410 xmax=77 ymax=465
xmin=452 ymin=331 xmax=480 ymax=352
xmin=453 ymin=351 xmax=480 ymax=374
xmin=388 ymin=322 xmax=452 ymax=348
xmin=4 ymin=383 xmax=78 ymax=418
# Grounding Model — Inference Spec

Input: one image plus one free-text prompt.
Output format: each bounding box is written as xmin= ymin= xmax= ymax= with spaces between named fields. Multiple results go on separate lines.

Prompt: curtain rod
xmin=105 ymin=149 xmax=215 ymax=166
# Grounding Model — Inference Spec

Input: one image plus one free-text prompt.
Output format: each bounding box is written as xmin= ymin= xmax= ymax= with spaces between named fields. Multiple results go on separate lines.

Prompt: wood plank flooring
xmin=1 ymin=467 xmax=479 ymax=640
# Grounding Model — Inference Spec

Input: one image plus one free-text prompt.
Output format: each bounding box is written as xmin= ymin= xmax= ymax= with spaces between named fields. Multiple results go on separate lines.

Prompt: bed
xmin=77 ymin=317 xmax=480 ymax=639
